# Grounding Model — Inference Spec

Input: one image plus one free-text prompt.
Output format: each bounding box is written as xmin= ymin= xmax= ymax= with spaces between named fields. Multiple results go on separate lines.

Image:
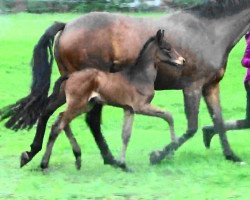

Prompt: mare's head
xmin=153 ymin=30 xmax=185 ymax=67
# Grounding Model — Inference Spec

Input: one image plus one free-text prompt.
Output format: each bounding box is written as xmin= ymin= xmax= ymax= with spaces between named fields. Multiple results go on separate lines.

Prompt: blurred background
xmin=0 ymin=0 xmax=204 ymax=14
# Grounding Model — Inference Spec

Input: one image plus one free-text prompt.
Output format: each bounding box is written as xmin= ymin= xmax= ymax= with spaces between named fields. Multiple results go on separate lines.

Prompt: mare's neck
xmin=212 ymin=9 xmax=250 ymax=63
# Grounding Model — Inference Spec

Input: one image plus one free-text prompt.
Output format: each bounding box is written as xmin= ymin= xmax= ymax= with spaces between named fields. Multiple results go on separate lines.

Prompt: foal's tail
xmin=0 ymin=22 xmax=66 ymax=131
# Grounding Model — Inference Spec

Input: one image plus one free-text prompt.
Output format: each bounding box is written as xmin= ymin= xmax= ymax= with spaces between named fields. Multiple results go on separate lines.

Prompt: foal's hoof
xmin=150 ymin=150 xmax=164 ymax=165
xmin=40 ymin=162 xmax=49 ymax=170
xmin=225 ymin=154 xmax=242 ymax=163
xmin=75 ymin=157 xmax=81 ymax=170
xmin=20 ymin=151 xmax=30 ymax=168
xmin=202 ymin=127 xmax=215 ymax=149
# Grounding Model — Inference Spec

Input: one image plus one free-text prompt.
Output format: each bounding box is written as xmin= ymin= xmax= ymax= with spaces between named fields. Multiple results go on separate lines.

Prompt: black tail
xmin=0 ymin=22 xmax=66 ymax=131
xmin=50 ymin=75 xmax=69 ymax=101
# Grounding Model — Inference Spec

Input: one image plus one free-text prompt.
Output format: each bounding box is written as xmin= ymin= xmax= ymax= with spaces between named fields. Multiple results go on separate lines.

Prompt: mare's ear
xmin=156 ymin=29 xmax=164 ymax=44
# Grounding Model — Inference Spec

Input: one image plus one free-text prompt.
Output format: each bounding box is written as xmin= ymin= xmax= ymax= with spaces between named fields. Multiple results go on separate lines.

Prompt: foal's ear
xmin=156 ymin=29 xmax=164 ymax=44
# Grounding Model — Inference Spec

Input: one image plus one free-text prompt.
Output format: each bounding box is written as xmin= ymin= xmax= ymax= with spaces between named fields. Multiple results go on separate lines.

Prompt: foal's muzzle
xmin=175 ymin=57 xmax=185 ymax=65
xmin=162 ymin=56 xmax=186 ymax=67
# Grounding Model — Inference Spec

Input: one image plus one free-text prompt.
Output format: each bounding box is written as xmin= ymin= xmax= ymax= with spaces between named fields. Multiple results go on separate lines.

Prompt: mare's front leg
xmin=85 ymin=103 xmax=123 ymax=168
xmin=120 ymin=109 xmax=134 ymax=171
xmin=203 ymin=80 xmax=250 ymax=148
xmin=202 ymin=83 xmax=241 ymax=162
xmin=150 ymin=85 xmax=201 ymax=164
xmin=20 ymin=94 xmax=65 ymax=167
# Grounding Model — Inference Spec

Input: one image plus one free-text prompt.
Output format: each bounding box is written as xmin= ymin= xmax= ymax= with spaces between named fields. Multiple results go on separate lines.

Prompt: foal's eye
xmin=163 ymin=48 xmax=171 ymax=53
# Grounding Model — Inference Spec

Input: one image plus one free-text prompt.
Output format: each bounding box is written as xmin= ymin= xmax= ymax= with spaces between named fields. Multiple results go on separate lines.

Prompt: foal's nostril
xmin=180 ymin=57 xmax=185 ymax=64
xmin=182 ymin=58 xmax=186 ymax=64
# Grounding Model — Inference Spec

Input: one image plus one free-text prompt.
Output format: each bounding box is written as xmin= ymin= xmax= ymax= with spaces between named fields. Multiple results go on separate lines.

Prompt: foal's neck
xmin=121 ymin=41 xmax=158 ymax=86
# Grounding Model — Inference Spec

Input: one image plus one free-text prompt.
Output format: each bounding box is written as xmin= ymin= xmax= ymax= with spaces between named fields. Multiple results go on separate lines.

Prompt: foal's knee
xmin=164 ymin=112 xmax=174 ymax=126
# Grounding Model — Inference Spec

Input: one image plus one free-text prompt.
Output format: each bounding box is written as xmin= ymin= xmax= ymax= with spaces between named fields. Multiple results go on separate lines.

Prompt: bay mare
xmin=40 ymin=30 xmax=184 ymax=170
xmin=1 ymin=0 xmax=250 ymax=168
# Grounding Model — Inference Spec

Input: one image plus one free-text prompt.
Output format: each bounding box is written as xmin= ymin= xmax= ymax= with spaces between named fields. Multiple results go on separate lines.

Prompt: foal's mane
xmin=134 ymin=36 xmax=155 ymax=66
xmin=184 ymin=0 xmax=250 ymax=19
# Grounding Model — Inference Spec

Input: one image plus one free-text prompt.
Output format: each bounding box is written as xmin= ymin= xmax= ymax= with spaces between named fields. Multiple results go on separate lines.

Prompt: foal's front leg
xmin=135 ymin=104 xmax=177 ymax=143
xmin=120 ymin=109 xmax=134 ymax=170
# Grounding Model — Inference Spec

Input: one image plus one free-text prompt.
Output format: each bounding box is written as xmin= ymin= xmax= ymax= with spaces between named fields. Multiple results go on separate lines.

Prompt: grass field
xmin=0 ymin=13 xmax=250 ymax=200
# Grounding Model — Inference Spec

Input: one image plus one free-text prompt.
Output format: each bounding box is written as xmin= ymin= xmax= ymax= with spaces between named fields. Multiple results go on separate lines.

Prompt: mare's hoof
xmin=119 ymin=162 xmax=133 ymax=173
xmin=202 ymin=127 xmax=215 ymax=149
xmin=104 ymin=157 xmax=121 ymax=168
xmin=75 ymin=158 xmax=81 ymax=170
xmin=122 ymin=166 xmax=133 ymax=173
xmin=103 ymin=157 xmax=116 ymax=165
xmin=225 ymin=154 xmax=242 ymax=163
xmin=238 ymin=161 xmax=247 ymax=166
xmin=150 ymin=150 xmax=163 ymax=165
xmin=20 ymin=151 xmax=30 ymax=168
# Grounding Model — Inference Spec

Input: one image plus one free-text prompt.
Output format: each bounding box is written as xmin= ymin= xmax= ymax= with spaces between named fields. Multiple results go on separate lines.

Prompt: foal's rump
xmin=64 ymin=69 xmax=100 ymax=109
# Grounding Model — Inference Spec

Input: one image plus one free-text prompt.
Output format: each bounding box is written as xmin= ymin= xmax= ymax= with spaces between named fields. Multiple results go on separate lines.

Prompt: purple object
xmin=242 ymin=33 xmax=250 ymax=82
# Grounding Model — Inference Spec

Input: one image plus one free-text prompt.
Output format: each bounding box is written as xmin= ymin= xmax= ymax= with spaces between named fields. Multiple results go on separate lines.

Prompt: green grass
xmin=0 ymin=13 xmax=250 ymax=199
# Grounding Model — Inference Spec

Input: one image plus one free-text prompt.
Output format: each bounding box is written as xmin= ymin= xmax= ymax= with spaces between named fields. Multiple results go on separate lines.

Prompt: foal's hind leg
xmin=120 ymin=109 xmax=134 ymax=170
xmin=41 ymin=101 xmax=88 ymax=169
xmin=64 ymin=124 xmax=82 ymax=170
xmin=20 ymin=94 xmax=66 ymax=167
xmin=135 ymin=104 xmax=177 ymax=143
xmin=40 ymin=116 xmax=82 ymax=170
xmin=40 ymin=113 xmax=65 ymax=169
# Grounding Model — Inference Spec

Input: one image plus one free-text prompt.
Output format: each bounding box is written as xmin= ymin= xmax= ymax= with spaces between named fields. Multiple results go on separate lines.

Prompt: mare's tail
xmin=50 ymin=75 xmax=69 ymax=101
xmin=0 ymin=22 xmax=66 ymax=131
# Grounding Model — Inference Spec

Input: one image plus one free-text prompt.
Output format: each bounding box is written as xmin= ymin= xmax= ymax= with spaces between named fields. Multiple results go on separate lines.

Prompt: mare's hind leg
xmin=119 ymin=109 xmax=134 ymax=171
xmin=202 ymin=120 xmax=250 ymax=148
xmin=135 ymin=104 xmax=177 ymax=143
xmin=20 ymin=94 xmax=65 ymax=167
xmin=86 ymin=103 xmax=123 ymax=168
xmin=64 ymin=124 xmax=82 ymax=170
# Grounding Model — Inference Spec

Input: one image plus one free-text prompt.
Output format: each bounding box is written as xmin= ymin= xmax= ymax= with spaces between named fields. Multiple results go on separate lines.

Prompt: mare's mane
xmin=185 ymin=0 xmax=250 ymax=19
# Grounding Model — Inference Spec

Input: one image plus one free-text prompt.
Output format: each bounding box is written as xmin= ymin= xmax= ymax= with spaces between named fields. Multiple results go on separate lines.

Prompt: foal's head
xmin=153 ymin=30 xmax=185 ymax=67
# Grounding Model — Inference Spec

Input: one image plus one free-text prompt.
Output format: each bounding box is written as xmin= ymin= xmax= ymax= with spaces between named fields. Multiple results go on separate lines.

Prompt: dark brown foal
xmin=40 ymin=30 xmax=185 ymax=170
